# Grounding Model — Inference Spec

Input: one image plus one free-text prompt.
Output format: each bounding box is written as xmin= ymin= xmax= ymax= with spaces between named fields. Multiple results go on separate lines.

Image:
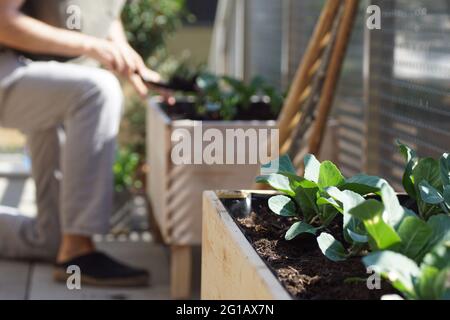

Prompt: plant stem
xmin=309 ymin=215 xmax=320 ymax=225
xmin=421 ymin=205 xmax=435 ymax=220
xmin=440 ymin=203 xmax=449 ymax=215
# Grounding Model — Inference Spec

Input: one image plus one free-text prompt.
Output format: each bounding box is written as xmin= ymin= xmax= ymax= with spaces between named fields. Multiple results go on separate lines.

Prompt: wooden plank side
xmin=166 ymin=119 xmax=277 ymax=245
xmin=147 ymin=99 xmax=277 ymax=246
xmin=201 ymin=191 xmax=291 ymax=300
xmin=147 ymin=99 xmax=171 ymax=242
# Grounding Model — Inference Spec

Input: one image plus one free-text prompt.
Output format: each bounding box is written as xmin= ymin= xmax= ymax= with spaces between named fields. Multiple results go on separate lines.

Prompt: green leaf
xmin=318 ymin=161 xmax=345 ymax=189
xmin=256 ymin=172 xmax=306 ymax=195
xmin=326 ymin=187 xmax=366 ymax=243
xmin=326 ymin=187 xmax=365 ymax=213
xmin=348 ymin=199 xmax=402 ymax=250
xmin=317 ymin=196 xmax=343 ymax=213
xmin=261 ymin=154 xmax=296 ymax=175
xmin=444 ymin=185 xmax=450 ymax=207
xmin=347 ymin=229 xmax=368 ymax=243
xmin=381 ymin=294 xmax=404 ymax=300
xmin=255 ymin=174 xmax=294 ymax=196
xmin=418 ymin=215 xmax=450 ymax=261
xmin=413 ymin=157 xmax=441 ymax=188
xmin=363 ymin=251 xmax=420 ymax=295
xmin=281 ymin=172 xmax=308 ymax=192
xmin=196 ymin=72 xmax=218 ymax=90
xmin=340 ymin=174 xmax=387 ymax=195
xmin=397 ymin=140 xmax=417 ymax=164
xmin=397 ymin=140 xmax=418 ymax=199
xmin=397 ymin=216 xmax=432 ymax=260
xmin=318 ymin=205 xmax=338 ymax=227
xmin=428 ymin=215 xmax=450 ymax=243
xmin=285 ymin=221 xmax=318 ymax=240
xmin=419 ymin=180 xmax=444 ymax=205
xmin=317 ymin=232 xmax=347 ymax=262
xmin=416 ymin=259 xmax=450 ymax=300
xmin=380 ymin=182 xmax=416 ymax=228
xmin=422 ymin=241 xmax=450 ymax=270
xmin=440 ymin=153 xmax=450 ymax=186
xmin=433 ymin=268 xmax=450 ymax=299
xmin=416 ymin=266 xmax=441 ymax=300
xmin=303 ymin=154 xmax=320 ymax=183
xmin=293 ymin=180 xmax=319 ymax=222
xmin=255 ymin=175 xmax=269 ymax=184
xmin=413 ymin=158 xmax=442 ymax=218
xmin=268 ymin=195 xmax=297 ymax=217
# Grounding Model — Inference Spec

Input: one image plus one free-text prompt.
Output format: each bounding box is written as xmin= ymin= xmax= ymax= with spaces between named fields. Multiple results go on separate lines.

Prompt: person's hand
xmin=116 ymin=43 xmax=174 ymax=101
xmin=85 ymin=37 xmax=173 ymax=100
xmin=84 ymin=38 xmax=129 ymax=74
xmin=117 ymin=42 xmax=153 ymax=98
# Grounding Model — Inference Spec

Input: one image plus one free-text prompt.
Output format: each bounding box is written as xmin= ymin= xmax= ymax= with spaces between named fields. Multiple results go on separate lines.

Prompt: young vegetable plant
xmin=194 ymin=73 xmax=283 ymax=121
xmin=315 ymin=187 xmax=368 ymax=261
xmin=345 ymin=186 xmax=450 ymax=263
xmin=398 ymin=141 xmax=450 ymax=219
xmin=317 ymin=176 xmax=450 ymax=263
xmin=316 ymin=180 xmax=405 ymax=261
xmin=256 ymin=154 xmax=346 ymax=240
xmin=363 ymin=241 xmax=450 ymax=300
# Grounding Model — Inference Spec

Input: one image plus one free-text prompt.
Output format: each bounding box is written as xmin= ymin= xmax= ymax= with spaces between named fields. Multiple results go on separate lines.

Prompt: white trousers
xmin=0 ymin=51 xmax=123 ymax=261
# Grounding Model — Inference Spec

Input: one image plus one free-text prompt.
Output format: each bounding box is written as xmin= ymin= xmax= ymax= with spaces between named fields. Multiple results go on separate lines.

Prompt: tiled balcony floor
xmin=0 ymin=175 xmax=177 ymax=300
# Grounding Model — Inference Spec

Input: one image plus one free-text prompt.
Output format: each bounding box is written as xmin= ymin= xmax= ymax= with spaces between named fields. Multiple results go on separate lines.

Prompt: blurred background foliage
xmin=117 ymin=0 xmax=282 ymax=193
xmin=121 ymin=0 xmax=195 ymax=61
xmin=114 ymin=148 xmax=141 ymax=193
xmin=117 ymin=0 xmax=194 ymax=192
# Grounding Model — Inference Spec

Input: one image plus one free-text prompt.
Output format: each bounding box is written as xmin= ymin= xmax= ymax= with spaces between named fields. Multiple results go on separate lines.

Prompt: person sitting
xmin=0 ymin=0 xmax=163 ymax=287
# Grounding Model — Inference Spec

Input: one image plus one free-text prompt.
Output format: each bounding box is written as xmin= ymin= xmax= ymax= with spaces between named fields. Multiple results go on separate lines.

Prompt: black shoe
xmin=53 ymin=252 xmax=150 ymax=287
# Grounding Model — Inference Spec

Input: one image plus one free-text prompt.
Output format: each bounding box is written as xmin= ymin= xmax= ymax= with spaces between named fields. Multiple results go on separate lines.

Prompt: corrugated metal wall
xmin=367 ymin=0 xmax=450 ymax=188
xmin=334 ymin=1 xmax=368 ymax=177
xmin=245 ymin=0 xmax=283 ymax=87
xmin=285 ymin=0 xmax=325 ymax=84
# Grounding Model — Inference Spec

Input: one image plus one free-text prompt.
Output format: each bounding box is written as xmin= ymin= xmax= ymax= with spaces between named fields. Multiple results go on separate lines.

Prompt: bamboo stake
xmin=287 ymin=5 xmax=344 ymax=166
xmin=308 ymin=0 xmax=360 ymax=155
xmin=277 ymin=0 xmax=341 ymax=148
xmin=255 ymin=0 xmax=357 ymax=190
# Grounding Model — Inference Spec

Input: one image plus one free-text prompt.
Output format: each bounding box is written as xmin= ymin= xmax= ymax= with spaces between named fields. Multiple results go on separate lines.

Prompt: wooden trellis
xmin=271 ymin=0 xmax=359 ymax=172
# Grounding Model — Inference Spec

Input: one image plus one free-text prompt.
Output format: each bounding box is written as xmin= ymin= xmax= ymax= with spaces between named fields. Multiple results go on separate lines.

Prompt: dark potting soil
xmin=223 ymin=194 xmax=396 ymax=300
xmin=160 ymin=100 xmax=277 ymax=121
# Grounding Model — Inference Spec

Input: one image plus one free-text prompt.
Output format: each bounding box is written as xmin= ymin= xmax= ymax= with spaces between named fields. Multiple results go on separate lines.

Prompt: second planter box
xmin=146 ymin=97 xmax=277 ymax=298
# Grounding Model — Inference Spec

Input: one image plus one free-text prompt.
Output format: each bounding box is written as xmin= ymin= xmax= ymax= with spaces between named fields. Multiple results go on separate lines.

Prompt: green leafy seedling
xmin=363 ymin=241 xmax=450 ymax=300
xmin=397 ymin=141 xmax=450 ymax=219
xmin=256 ymin=154 xmax=345 ymax=240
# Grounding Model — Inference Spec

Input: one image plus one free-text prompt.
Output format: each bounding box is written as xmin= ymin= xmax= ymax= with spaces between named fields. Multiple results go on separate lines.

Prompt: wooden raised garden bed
xmin=146 ymin=97 xmax=277 ymax=298
xmin=202 ymin=190 xmax=396 ymax=300
xmin=202 ymin=190 xmax=291 ymax=300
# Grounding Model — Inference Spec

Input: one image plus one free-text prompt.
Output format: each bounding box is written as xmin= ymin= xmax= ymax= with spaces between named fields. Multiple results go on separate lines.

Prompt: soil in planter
xmin=222 ymin=194 xmax=396 ymax=300
xmin=160 ymin=100 xmax=277 ymax=121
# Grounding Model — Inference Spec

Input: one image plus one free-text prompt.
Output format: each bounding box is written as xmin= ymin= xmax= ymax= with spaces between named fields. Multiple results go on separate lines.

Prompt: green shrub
xmin=194 ymin=72 xmax=284 ymax=120
xmin=119 ymin=95 xmax=147 ymax=156
xmin=114 ymin=148 xmax=141 ymax=193
xmin=121 ymin=0 xmax=193 ymax=61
